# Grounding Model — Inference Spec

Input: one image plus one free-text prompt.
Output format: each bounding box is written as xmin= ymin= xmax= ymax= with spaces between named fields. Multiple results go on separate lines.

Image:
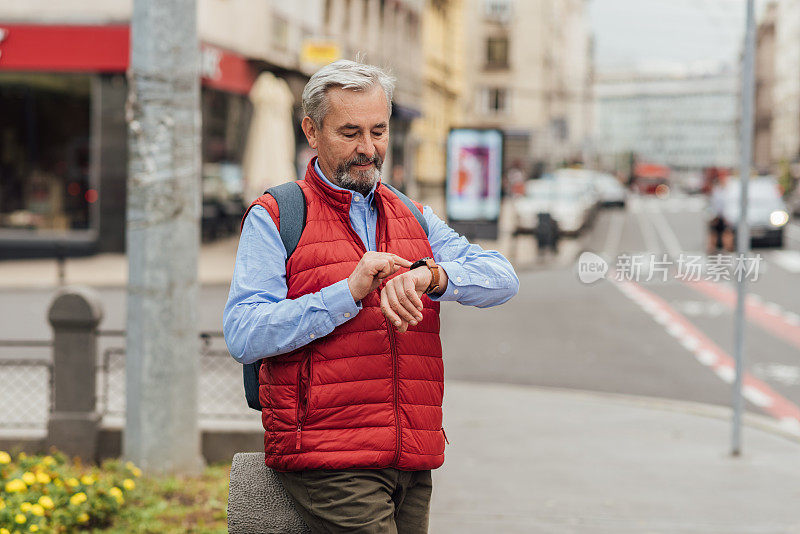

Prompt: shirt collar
xmin=314 ymin=159 xmax=377 ymax=206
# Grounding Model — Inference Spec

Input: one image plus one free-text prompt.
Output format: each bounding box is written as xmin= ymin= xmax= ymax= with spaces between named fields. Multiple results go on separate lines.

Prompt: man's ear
xmin=301 ymin=116 xmax=319 ymax=150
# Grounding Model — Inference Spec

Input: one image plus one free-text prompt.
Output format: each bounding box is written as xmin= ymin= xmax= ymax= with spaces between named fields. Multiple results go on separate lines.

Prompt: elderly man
xmin=223 ymin=59 xmax=518 ymax=533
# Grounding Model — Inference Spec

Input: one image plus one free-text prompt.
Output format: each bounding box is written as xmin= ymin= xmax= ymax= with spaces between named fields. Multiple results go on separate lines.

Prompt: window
xmin=481 ymin=87 xmax=508 ymax=113
xmin=485 ymin=36 xmax=509 ymax=69
xmin=484 ymin=0 xmax=512 ymax=23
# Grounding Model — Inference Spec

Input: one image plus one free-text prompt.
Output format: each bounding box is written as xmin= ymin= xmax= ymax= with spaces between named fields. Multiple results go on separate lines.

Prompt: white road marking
xmin=635 ymin=209 xmax=661 ymax=255
xmin=603 ymin=210 xmax=626 ymax=257
xmin=695 ymin=349 xmax=718 ymax=366
xmin=768 ymin=250 xmax=800 ymax=273
xmin=680 ymin=336 xmax=700 ymax=351
xmin=715 ymin=366 xmax=735 ymax=383
xmin=744 ymin=385 xmax=774 ymax=408
xmin=649 ymin=205 xmax=684 ymax=257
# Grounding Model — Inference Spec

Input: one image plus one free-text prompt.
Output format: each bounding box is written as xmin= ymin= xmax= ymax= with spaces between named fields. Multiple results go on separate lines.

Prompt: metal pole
xmin=125 ymin=0 xmax=203 ymax=473
xmin=732 ymin=0 xmax=756 ymax=457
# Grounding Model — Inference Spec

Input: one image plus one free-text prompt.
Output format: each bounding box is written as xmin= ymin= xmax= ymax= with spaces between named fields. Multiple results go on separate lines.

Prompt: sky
xmin=589 ymin=0 xmax=770 ymax=74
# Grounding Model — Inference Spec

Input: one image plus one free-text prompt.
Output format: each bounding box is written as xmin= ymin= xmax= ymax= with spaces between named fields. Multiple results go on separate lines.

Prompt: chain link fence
xmin=0 ymin=332 xmax=256 ymax=436
xmin=96 ymin=331 xmax=254 ymax=428
xmin=0 ymin=340 xmax=52 ymax=435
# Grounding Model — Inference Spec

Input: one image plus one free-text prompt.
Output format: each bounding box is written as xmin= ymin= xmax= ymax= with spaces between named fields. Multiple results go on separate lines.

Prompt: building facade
xmin=460 ymin=0 xmax=593 ymax=177
xmin=771 ymin=0 xmax=800 ymax=168
xmin=754 ymin=1 xmax=777 ymax=173
xmin=410 ymin=0 xmax=466 ymax=209
xmin=594 ymin=70 xmax=739 ymax=174
xmin=0 ymin=0 xmax=427 ymax=257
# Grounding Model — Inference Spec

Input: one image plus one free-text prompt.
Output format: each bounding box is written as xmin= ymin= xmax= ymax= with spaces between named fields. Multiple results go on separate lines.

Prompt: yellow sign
xmin=301 ymin=40 xmax=341 ymax=65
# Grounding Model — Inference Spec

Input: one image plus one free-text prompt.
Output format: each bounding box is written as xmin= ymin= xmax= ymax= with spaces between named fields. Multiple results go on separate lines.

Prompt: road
xmin=2 ymin=192 xmax=800 ymax=432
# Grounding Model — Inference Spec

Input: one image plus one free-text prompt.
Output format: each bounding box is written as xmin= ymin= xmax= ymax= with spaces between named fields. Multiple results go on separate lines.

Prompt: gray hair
xmin=302 ymin=59 xmax=395 ymax=126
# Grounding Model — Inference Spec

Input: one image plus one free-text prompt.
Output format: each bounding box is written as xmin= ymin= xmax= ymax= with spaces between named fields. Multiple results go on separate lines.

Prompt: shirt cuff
xmin=428 ymin=261 xmax=465 ymax=301
xmin=321 ymin=279 xmax=362 ymax=327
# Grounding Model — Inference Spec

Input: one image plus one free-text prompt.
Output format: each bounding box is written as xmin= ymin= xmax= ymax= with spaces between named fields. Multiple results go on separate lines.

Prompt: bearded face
xmin=301 ymin=85 xmax=390 ymax=196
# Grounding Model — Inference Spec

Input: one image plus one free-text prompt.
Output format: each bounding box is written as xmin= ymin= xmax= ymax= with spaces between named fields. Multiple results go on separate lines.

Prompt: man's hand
xmin=380 ymin=267 xmax=431 ymax=333
xmin=348 ymin=252 xmax=412 ymax=302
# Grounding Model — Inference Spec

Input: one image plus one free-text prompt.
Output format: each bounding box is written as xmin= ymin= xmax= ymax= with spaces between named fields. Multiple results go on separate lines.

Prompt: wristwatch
xmin=409 ymin=257 xmax=440 ymax=295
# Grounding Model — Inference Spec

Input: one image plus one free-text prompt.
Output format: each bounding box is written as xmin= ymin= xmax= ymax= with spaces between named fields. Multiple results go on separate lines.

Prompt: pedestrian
xmin=707 ymin=176 xmax=732 ymax=253
xmin=222 ymin=59 xmax=519 ymax=533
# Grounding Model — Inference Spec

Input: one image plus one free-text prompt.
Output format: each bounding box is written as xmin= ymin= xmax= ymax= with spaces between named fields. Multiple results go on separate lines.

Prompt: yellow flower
xmin=1 ymin=527 xmax=10 ymax=534
xmin=69 ymin=492 xmax=87 ymax=506
xmin=109 ymin=487 xmax=123 ymax=498
xmin=35 ymin=472 xmax=50 ymax=485
xmin=19 ymin=502 xmax=31 ymax=513
xmin=37 ymin=496 xmax=54 ymax=510
xmin=53 ymin=478 xmax=64 ymax=487
xmin=30 ymin=504 xmax=44 ymax=517
xmin=0 ymin=498 xmax=5 ymax=510
xmin=122 ymin=478 xmax=136 ymax=491
xmin=18 ymin=452 xmax=27 ymax=460
xmin=0 ymin=451 xmax=10 ymax=464
xmin=65 ymin=477 xmax=79 ymax=488
xmin=15 ymin=514 xmax=26 ymax=524
xmin=77 ymin=512 xmax=89 ymax=524
xmin=79 ymin=475 xmax=95 ymax=485
xmin=29 ymin=526 xmax=39 ymax=533
xmin=5 ymin=479 xmax=26 ymax=492
xmin=42 ymin=455 xmax=55 ymax=466
xmin=21 ymin=472 xmax=36 ymax=486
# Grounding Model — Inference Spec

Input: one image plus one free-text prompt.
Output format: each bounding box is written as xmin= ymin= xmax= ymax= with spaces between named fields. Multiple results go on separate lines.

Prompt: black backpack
xmin=243 ymin=181 xmax=429 ymax=411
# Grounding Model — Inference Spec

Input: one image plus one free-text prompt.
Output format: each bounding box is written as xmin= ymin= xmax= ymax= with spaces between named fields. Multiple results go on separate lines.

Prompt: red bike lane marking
xmin=683 ymin=279 xmax=800 ymax=352
xmin=614 ymin=278 xmax=800 ymax=435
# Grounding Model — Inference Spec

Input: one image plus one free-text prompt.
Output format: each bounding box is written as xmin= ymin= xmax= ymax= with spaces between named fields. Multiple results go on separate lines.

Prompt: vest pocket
xmin=295 ymin=353 xmax=314 ymax=451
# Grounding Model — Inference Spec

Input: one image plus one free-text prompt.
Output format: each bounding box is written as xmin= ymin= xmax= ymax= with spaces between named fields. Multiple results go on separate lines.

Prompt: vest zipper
xmin=388 ymin=324 xmax=402 ymax=466
xmin=295 ymin=354 xmax=313 ymax=451
xmin=442 ymin=427 xmax=449 ymax=445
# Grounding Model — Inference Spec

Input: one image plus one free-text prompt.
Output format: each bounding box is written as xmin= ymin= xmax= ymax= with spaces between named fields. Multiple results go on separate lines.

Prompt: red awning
xmin=0 ymin=24 xmax=255 ymax=95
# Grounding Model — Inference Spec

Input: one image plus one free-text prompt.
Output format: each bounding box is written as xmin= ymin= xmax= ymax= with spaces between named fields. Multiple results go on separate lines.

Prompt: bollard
xmin=227 ymin=453 xmax=311 ymax=534
xmin=46 ymin=286 xmax=104 ymax=461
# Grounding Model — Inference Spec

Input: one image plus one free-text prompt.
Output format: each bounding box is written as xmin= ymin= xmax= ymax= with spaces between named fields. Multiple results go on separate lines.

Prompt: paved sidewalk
xmin=432 ymin=381 xmax=800 ymax=534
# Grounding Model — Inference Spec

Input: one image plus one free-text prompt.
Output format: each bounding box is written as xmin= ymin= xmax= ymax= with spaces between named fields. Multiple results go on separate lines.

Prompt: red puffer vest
xmin=244 ymin=158 xmax=444 ymax=472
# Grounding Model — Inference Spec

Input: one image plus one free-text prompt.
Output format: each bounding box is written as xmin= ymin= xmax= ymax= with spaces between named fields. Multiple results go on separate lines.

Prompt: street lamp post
xmin=125 ymin=0 xmax=203 ymax=473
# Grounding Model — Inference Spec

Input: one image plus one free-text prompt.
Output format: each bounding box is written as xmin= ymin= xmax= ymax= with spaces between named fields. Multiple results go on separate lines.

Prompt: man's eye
xmin=343 ymin=132 xmax=357 ymax=139
xmin=372 ymin=131 xmax=384 ymax=137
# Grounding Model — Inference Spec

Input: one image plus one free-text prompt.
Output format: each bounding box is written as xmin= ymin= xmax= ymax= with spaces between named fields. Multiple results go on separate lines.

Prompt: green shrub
xmin=0 ymin=450 xmax=141 ymax=533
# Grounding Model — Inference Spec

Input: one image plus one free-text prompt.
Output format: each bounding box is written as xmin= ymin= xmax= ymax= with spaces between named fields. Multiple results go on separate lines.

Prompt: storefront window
xmin=201 ymin=88 xmax=253 ymax=238
xmin=0 ymin=73 xmax=92 ymax=233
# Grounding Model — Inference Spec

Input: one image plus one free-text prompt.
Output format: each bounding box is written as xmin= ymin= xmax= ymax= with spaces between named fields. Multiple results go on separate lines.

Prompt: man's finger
xmin=380 ymin=287 xmax=404 ymax=328
xmin=386 ymin=281 xmax=418 ymax=324
xmin=391 ymin=255 xmax=413 ymax=269
xmin=402 ymin=275 xmax=424 ymax=319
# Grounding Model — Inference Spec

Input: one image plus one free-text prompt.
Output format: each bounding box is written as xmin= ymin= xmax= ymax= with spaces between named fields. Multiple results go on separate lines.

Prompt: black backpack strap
xmin=382 ymin=183 xmax=429 ymax=237
xmin=243 ymin=181 xmax=306 ymax=412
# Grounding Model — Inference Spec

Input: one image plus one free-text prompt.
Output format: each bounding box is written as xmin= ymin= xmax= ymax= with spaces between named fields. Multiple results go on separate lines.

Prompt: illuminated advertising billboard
xmin=446 ymin=128 xmax=503 ymax=222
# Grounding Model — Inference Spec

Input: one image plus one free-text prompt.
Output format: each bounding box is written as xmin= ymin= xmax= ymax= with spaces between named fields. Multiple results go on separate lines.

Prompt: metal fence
xmin=0 ymin=331 xmax=256 ymax=435
xmin=0 ymin=340 xmax=52 ymax=435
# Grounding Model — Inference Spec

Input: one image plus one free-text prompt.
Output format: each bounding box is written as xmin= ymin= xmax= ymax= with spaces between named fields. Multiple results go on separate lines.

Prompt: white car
xmin=592 ymin=173 xmax=627 ymax=207
xmin=515 ymin=178 xmax=593 ymax=235
xmin=722 ymin=176 xmax=789 ymax=247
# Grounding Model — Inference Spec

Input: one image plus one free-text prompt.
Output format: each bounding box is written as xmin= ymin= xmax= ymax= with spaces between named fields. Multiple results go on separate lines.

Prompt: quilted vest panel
xmin=245 ymin=159 xmax=444 ymax=471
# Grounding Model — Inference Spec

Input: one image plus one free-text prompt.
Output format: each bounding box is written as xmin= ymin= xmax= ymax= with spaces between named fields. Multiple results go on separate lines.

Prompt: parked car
xmin=722 ymin=176 xmax=789 ymax=248
xmin=592 ymin=172 xmax=628 ymax=208
xmin=515 ymin=178 xmax=593 ymax=235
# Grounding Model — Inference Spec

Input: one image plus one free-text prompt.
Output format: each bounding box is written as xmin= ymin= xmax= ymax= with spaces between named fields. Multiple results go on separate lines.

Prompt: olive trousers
xmin=275 ymin=468 xmax=433 ymax=534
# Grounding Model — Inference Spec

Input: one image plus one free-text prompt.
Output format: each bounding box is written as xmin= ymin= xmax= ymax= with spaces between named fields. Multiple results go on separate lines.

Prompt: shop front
xmin=0 ymin=24 xmax=256 ymax=258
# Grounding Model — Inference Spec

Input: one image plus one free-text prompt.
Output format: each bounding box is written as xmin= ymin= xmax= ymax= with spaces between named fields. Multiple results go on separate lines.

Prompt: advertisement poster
xmin=446 ymin=128 xmax=503 ymax=221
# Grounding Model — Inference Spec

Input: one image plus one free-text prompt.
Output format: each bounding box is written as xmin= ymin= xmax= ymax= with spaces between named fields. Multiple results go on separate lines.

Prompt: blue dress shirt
xmin=223 ymin=162 xmax=519 ymax=364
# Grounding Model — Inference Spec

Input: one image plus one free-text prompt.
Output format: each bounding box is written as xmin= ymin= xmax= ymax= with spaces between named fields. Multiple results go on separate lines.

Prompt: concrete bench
xmin=227 ymin=452 xmax=311 ymax=534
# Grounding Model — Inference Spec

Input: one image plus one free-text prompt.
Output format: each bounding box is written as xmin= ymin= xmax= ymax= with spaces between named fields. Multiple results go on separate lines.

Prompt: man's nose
xmin=356 ymin=135 xmax=375 ymax=157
